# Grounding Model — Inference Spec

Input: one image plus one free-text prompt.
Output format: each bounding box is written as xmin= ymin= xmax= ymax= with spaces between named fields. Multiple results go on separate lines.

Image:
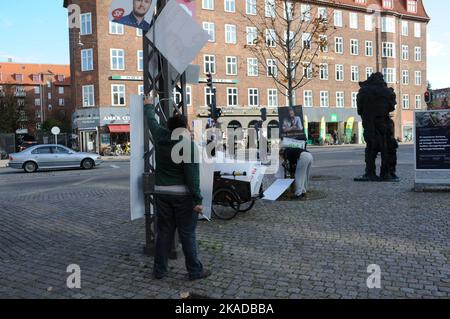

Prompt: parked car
xmin=8 ymin=144 xmax=102 ymax=173
xmin=18 ymin=141 xmax=39 ymax=152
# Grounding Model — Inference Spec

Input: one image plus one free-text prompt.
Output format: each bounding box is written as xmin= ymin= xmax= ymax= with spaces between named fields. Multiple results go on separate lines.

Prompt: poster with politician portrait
xmin=109 ymin=0 xmax=157 ymax=32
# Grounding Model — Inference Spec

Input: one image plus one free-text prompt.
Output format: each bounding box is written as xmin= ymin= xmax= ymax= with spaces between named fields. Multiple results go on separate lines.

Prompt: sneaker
xmin=189 ymin=269 xmax=212 ymax=281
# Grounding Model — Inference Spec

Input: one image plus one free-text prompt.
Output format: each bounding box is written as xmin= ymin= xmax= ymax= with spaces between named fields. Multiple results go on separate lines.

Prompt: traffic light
xmin=260 ymin=107 xmax=267 ymax=122
xmin=424 ymin=90 xmax=433 ymax=104
xmin=214 ymin=107 xmax=222 ymax=120
xmin=206 ymin=73 xmax=213 ymax=88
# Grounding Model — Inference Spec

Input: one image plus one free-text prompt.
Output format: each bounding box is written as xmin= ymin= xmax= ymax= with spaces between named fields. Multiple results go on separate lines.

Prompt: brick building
xmin=64 ymin=0 xmax=429 ymax=152
xmin=0 ymin=62 xmax=72 ymax=136
xmin=431 ymin=87 xmax=450 ymax=110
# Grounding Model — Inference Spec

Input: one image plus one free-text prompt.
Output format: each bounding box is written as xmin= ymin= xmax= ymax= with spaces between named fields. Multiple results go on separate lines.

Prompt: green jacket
xmin=144 ymin=104 xmax=203 ymax=205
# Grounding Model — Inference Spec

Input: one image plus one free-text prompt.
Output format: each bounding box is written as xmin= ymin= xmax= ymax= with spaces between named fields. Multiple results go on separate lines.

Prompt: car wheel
xmin=23 ymin=161 xmax=37 ymax=173
xmin=81 ymin=158 xmax=94 ymax=169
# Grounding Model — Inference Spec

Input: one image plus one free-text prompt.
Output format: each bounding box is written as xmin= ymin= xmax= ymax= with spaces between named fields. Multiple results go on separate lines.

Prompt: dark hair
xmin=167 ymin=114 xmax=188 ymax=131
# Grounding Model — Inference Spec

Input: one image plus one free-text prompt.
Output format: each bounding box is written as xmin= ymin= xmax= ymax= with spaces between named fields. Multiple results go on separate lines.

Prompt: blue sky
xmin=0 ymin=0 xmax=449 ymax=88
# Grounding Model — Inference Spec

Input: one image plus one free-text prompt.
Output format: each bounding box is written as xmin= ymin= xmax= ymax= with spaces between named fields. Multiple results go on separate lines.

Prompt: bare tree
xmin=243 ymin=0 xmax=336 ymax=107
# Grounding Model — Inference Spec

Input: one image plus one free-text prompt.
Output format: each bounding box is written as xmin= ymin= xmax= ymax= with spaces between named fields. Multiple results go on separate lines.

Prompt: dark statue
xmin=354 ymin=72 xmax=399 ymax=182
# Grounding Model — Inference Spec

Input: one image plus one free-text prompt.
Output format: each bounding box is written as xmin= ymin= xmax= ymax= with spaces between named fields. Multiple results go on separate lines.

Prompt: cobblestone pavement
xmin=0 ymin=155 xmax=449 ymax=299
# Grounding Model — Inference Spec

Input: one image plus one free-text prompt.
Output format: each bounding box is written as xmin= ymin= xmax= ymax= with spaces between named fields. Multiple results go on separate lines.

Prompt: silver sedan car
xmin=8 ymin=145 xmax=102 ymax=173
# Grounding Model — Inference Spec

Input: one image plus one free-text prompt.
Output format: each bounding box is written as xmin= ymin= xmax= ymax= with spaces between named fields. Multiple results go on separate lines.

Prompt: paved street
xmin=0 ymin=145 xmax=449 ymax=299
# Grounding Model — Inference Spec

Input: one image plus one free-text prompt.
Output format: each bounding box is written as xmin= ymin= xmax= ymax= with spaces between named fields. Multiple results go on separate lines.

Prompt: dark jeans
xmin=154 ymin=194 xmax=203 ymax=278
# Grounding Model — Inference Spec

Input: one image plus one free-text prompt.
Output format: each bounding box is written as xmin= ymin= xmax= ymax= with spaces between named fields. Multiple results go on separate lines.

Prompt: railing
xmin=14 ymin=91 xmax=26 ymax=97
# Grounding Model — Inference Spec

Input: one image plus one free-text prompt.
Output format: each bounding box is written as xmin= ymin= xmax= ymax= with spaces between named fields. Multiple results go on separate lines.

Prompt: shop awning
xmin=108 ymin=124 xmax=130 ymax=133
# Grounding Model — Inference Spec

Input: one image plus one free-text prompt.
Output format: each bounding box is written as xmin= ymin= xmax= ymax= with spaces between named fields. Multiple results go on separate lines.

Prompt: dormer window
xmin=32 ymin=74 xmax=41 ymax=82
xmin=407 ymin=0 xmax=417 ymax=13
xmin=15 ymin=73 xmax=23 ymax=82
xmin=57 ymin=75 xmax=65 ymax=82
xmin=383 ymin=0 xmax=394 ymax=9
xmin=355 ymin=0 xmax=366 ymax=4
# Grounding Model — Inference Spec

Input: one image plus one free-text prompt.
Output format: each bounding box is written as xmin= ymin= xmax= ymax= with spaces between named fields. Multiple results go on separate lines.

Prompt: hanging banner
xmin=320 ymin=116 xmax=326 ymax=143
xmin=345 ymin=117 xmax=355 ymax=143
xmin=109 ymin=0 xmax=157 ymax=31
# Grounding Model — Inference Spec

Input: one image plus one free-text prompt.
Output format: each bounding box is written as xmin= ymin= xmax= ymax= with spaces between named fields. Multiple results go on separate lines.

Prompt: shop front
xmin=72 ymin=108 xmax=100 ymax=153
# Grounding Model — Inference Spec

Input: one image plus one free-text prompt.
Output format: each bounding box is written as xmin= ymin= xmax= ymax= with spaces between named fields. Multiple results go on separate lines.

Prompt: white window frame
xmin=111 ymin=84 xmax=126 ymax=106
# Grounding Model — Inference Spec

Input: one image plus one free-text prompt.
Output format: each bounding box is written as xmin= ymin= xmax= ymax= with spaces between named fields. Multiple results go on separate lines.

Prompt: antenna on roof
xmin=7 ymin=58 xmax=13 ymax=63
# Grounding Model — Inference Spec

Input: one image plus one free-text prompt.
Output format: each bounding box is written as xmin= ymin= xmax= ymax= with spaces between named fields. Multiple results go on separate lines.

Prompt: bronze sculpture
xmin=354 ymin=72 xmax=399 ymax=182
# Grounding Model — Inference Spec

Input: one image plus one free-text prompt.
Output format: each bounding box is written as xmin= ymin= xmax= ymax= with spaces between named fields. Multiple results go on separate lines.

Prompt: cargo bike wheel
xmin=212 ymin=188 xmax=241 ymax=220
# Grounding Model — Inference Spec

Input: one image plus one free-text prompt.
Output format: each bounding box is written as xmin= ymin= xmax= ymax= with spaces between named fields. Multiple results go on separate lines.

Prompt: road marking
xmin=110 ymin=165 xmax=120 ymax=169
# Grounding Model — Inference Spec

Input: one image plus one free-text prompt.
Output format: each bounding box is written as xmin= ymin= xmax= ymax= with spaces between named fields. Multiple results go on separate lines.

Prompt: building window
xmin=351 ymin=66 xmax=359 ymax=82
xmin=246 ymin=26 xmax=257 ymax=45
xmin=415 ymin=47 xmax=422 ymax=61
xmin=365 ymin=15 xmax=373 ymax=31
xmin=267 ymin=59 xmax=277 ymax=77
xmin=352 ymin=92 xmax=358 ymax=108
xmin=59 ymin=98 xmax=65 ymax=106
xmin=402 ymin=94 xmax=410 ymax=109
xmin=415 ymin=71 xmax=422 ymax=85
xmin=226 ymin=56 xmax=237 ymax=75
xmin=111 ymin=84 xmax=126 ymax=106
xmin=111 ymin=49 xmax=125 ymax=70
xmin=408 ymin=0 xmax=418 ymax=13
xmin=35 ymin=98 xmax=41 ymax=106
xmin=334 ymin=10 xmax=342 ymax=27
xmin=224 ymin=0 xmax=236 ymax=12
xmin=382 ymin=17 xmax=396 ymax=33
xmin=335 ymin=37 xmax=344 ymax=54
xmin=246 ymin=0 xmax=257 ymax=15
xmin=82 ymin=85 xmax=94 ymax=107
xmin=303 ymin=63 xmax=313 ymax=79
xmin=301 ymin=4 xmax=312 ymax=22
xmin=319 ymin=64 xmax=329 ymax=80
xmin=349 ymin=12 xmax=358 ymax=29
xmin=415 ymin=95 xmax=422 ymax=109
xmin=136 ymin=28 xmax=143 ymax=37
xmin=138 ymin=85 xmax=144 ymax=96
xmin=302 ymin=32 xmax=311 ymax=49
xmin=204 ymin=55 xmax=216 ymax=74
xmin=204 ymin=87 xmax=215 ymax=106
xmin=265 ymin=0 xmax=276 ymax=18
xmin=402 ymin=21 xmax=409 ymax=36
xmin=248 ymin=88 xmax=259 ymax=106
xmin=335 ymin=64 xmax=344 ymax=81
xmin=383 ymin=68 xmax=396 ymax=83
xmin=267 ymin=89 xmax=278 ymax=107
xmin=266 ymin=29 xmax=276 ymax=47
xmin=48 ymin=92 xmax=52 ymax=99
xmin=202 ymin=0 xmax=214 ymax=10
xmin=247 ymin=58 xmax=258 ymax=76
xmin=320 ymin=91 xmax=329 ymax=107
xmin=336 ymin=91 xmax=345 ymax=108
xmin=227 ymin=88 xmax=238 ymax=106
xmin=402 ymin=45 xmax=409 ymax=60
xmin=402 ymin=70 xmax=409 ymax=85
xmin=303 ymin=90 xmax=313 ymax=107
xmin=225 ymin=24 xmax=237 ymax=44
xmin=366 ymin=67 xmax=374 ymax=79
xmin=58 ymin=87 xmax=64 ymax=94
xmin=365 ymin=41 xmax=373 ymax=56
xmin=382 ymin=42 xmax=395 ymax=58
xmin=137 ymin=50 xmax=144 ymax=71
xmin=350 ymin=39 xmax=359 ymax=55
xmin=81 ymin=49 xmax=93 ymax=71
xmin=414 ymin=23 xmax=421 ymax=37
xmin=34 ymin=86 xmax=40 ymax=94
xmin=80 ymin=13 xmax=92 ymax=35
xmin=109 ymin=21 xmax=124 ymax=35
xmin=203 ymin=22 xmax=215 ymax=42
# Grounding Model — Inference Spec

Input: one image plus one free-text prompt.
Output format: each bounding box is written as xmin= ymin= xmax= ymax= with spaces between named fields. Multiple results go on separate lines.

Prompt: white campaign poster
xmin=109 ymin=0 xmax=157 ymax=31
xmin=146 ymin=0 xmax=209 ymax=75
xmin=263 ymin=179 xmax=295 ymax=201
xmin=130 ymin=95 xmax=146 ymax=220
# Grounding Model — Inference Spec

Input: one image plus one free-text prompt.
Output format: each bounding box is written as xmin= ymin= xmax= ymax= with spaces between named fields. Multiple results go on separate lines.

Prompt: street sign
xmin=51 ymin=126 xmax=60 ymax=135
xmin=51 ymin=126 xmax=60 ymax=145
xmin=146 ymin=0 xmax=209 ymax=75
xmin=109 ymin=0 xmax=157 ymax=31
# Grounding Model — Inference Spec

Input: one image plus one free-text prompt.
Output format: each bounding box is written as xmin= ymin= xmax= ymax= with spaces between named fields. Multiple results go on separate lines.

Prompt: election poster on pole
xmin=109 ymin=0 xmax=157 ymax=31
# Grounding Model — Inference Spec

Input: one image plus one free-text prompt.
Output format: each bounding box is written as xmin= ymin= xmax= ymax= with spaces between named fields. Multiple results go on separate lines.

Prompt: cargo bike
xmin=211 ymin=170 xmax=265 ymax=220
